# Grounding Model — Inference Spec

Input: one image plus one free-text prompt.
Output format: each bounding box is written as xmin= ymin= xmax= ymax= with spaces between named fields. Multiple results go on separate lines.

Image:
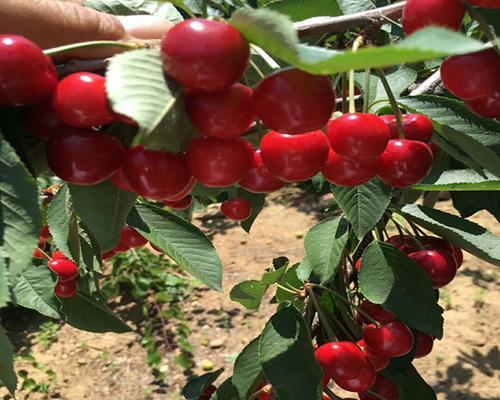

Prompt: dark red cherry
xmin=0 ymin=35 xmax=58 ymax=106
xmin=386 ymin=234 xmax=422 ymax=254
xmin=402 ymin=0 xmax=465 ymax=35
xmin=380 ymin=114 xmax=433 ymax=142
xmin=420 ymin=237 xmax=463 ymax=268
xmin=23 ymin=98 xmax=63 ymax=140
xmin=260 ymin=130 xmax=329 ymax=182
xmin=53 ymin=72 xmax=115 ymax=128
xmin=327 ymin=113 xmax=390 ymax=160
xmin=119 ymin=226 xmax=147 ymax=248
xmin=161 ymin=19 xmax=250 ymax=91
xmin=49 ymin=258 xmax=79 ymax=281
xmin=186 ymin=83 xmax=255 ymax=139
xmin=378 ymin=139 xmax=433 ymax=188
xmin=322 ymin=148 xmax=379 ymax=187
xmin=40 ymin=225 xmax=52 ymax=240
xmin=414 ymin=331 xmax=434 ymax=359
xmin=111 ymin=168 xmax=135 ymax=193
xmin=253 ymin=68 xmax=336 ymax=134
xmin=256 ymin=383 xmax=272 ymax=400
xmin=54 ymin=279 xmax=78 ymax=298
xmin=163 ymin=176 xmax=197 ymax=202
xmin=47 ymin=128 xmax=125 ymax=185
xmin=221 ymin=198 xmax=252 ymax=221
xmin=114 ymin=242 xmax=130 ymax=253
xmin=123 ymin=146 xmax=193 ymax=200
xmin=199 ymin=385 xmax=217 ymax=400
xmin=468 ymin=0 xmax=500 ymax=7
xmin=408 ymin=249 xmax=457 ymax=288
xmin=465 ymin=91 xmax=500 ymax=119
xmin=359 ymin=375 xmax=399 ymax=400
xmin=441 ymin=49 xmax=500 ymax=100
xmin=363 ymin=321 xmax=414 ymax=358
xmin=186 ymin=136 xmax=253 ymax=187
xmin=163 ymin=195 xmax=193 ymax=210
xmin=102 ymin=250 xmax=117 ymax=260
xmin=359 ymin=301 xmax=396 ymax=325
xmin=239 ymin=149 xmax=285 ymax=193
xmin=357 ymin=340 xmax=390 ymax=372
xmin=315 ymin=341 xmax=367 ymax=381
xmin=334 ymin=360 xmax=376 ymax=393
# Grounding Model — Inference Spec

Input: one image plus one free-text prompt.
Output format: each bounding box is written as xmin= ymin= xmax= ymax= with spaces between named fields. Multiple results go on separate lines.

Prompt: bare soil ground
xmin=1 ymin=193 xmax=499 ymax=400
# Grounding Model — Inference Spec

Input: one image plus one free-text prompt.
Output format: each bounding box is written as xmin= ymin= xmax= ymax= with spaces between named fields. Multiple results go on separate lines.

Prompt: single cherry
xmin=465 ymin=91 xmax=500 ymax=119
xmin=33 ymin=238 xmax=47 ymax=259
xmin=327 ymin=113 xmax=390 ymax=160
xmin=119 ymin=226 xmax=147 ymax=248
xmin=161 ymin=19 xmax=249 ymax=91
xmin=47 ymin=128 xmax=125 ymax=185
xmin=315 ymin=341 xmax=367 ymax=381
xmin=359 ymin=301 xmax=396 ymax=325
xmin=380 ymin=114 xmax=433 ymax=142
xmin=53 ymin=72 xmax=115 ymax=128
xmin=163 ymin=177 xmax=197 ymax=202
xmin=52 ymin=250 xmax=68 ymax=260
xmin=378 ymin=139 xmax=434 ymax=188
xmin=239 ymin=149 xmax=285 ymax=193
xmin=322 ymin=148 xmax=380 ymax=187
xmin=221 ymin=198 xmax=252 ymax=221
xmin=0 ymin=35 xmax=58 ymax=106
xmin=408 ymin=249 xmax=457 ymax=288
xmin=357 ymin=340 xmax=390 ymax=372
xmin=359 ymin=375 xmax=399 ymax=400
xmin=186 ymin=136 xmax=253 ymax=187
xmin=363 ymin=321 xmax=414 ymax=358
xmin=402 ymin=0 xmax=465 ymax=35
xmin=414 ymin=331 xmax=435 ymax=359
xmin=114 ymin=242 xmax=130 ymax=253
xmin=334 ymin=360 xmax=376 ymax=393
xmin=123 ymin=146 xmax=193 ymax=200
xmin=468 ymin=0 xmax=500 ymax=7
xmin=260 ymin=130 xmax=330 ymax=182
xmin=164 ymin=195 xmax=193 ymax=210
xmin=23 ymin=98 xmax=64 ymax=140
xmin=253 ymin=68 xmax=336 ymax=134
xmin=111 ymin=168 xmax=135 ymax=193
xmin=49 ymin=258 xmax=79 ymax=281
xmin=54 ymin=279 xmax=78 ymax=299
xmin=186 ymin=83 xmax=255 ymax=139
xmin=420 ymin=236 xmax=463 ymax=268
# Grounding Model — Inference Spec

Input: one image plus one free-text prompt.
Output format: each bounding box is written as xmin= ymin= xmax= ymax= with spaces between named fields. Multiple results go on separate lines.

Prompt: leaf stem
xmin=276 ymin=283 xmax=299 ymax=295
xmin=305 ymin=285 xmax=337 ymax=341
xmin=44 ymin=40 xmax=147 ymax=57
xmin=349 ymin=36 xmax=364 ymax=113
xmin=36 ymin=247 xmax=52 ymax=260
xmin=376 ymin=68 xmax=404 ymax=138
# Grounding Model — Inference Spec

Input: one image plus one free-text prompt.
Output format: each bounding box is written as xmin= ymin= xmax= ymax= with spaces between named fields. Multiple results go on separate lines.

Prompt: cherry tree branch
xmin=410 ymin=70 xmax=442 ymax=96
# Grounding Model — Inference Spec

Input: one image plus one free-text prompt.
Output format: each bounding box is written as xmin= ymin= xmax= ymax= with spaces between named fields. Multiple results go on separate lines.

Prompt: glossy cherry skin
xmin=119 ymin=226 xmax=147 ymax=248
xmin=260 ymin=130 xmax=330 ymax=182
xmin=163 ymin=195 xmax=193 ymax=210
xmin=355 ymin=258 xmax=362 ymax=272
xmin=359 ymin=376 xmax=399 ymax=400
xmin=53 ymin=72 xmax=115 ymax=128
xmin=186 ymin=83 xmax=256 ymax=139
xmin=334 ymin=359 xmax=376 ymax=393
xmin=466 ymin=91 xmax=500 ymax=119
xmin=49 ymin=258 xmax=79 ymax=281
xmin=359 ymin=301 xmax=396 ymax=325
xmin=24 ymin=98 xmax=64 ymax=140
xmin=161 ymin=19 xmax=250 ymax=91
xmin=163 ymin=176 xmax=197 ymax=201
xmin=123 ymin=146 xmax=193 ymax=200
xmin=357 ymin=340 xmax=390 ymax=372
xmin=221 ymin=198 xmax=252 ymax=221
xmin=363 ymin=321 xmax=414 ymax=358
xmin=380 ymin=114 xmax=433 ymax=142
xmin=378 ymin=139 xmax=433 ymax=188
xmin=402 ymin=0 xmax=465 ymax=35
xmin=54 ymin=279 xmax=78 ymax=299
xmin=408 ymin=249 xmax=457 ymax=288
xmin=468 ymin=0 xmax=500 ymax=7
xmin=315 ymin=341 xmax=367 ymax=381
xmin=414 ymin=331 xmax=435 ymax=359
xmin=186 ymin=136 xmax=253 ymax=187
xmin=441 ymin=49 xmax=500 ymax=100
xmin=47 ymin=128 xmax=125 ymax=185
xmin=327 ymin=114 xmax=390 ymax=160
xmin=322 ymin=148 xmax=380 ymax=187
xmin=420 ymin=236 xmax=463 ymax=268
xmin=111 ymin=168 xmax=135 ymax=193
xmin=253 ymin=68 xmax=336 ymax=134
xmin=52 ymin=250 xmax=68 ymax=260
xmin=239 ymin=149 xmax=285 ymax=193
xmin=0 ymin=35 xmax=58 ymax=106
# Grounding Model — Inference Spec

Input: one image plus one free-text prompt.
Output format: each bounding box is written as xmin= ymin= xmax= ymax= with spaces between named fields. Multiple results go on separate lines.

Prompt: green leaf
xmin=411 ymin=169 xmax=500 ymax=191
xmin=128 ymin=203 xmax=223 ymax=291
xmin=359 ymin=241 xmax=444 ymax=338
xmin=13 ymin=266 xmax=61 ymax=319
xmin=0 ymin=326 xmax=17 ymax=395
xmin=230 ymin=280 xmax=268 ymax=310
xmin=213 ymin=378 xmax=239 ymax=400
xmin=400 ymin=204 xmax=500 ymax=266
xmin=397 ymin=365 xmax=437 ymax=400
xmin=260 ymin=307 xmax=323 ymax=400
xmin=332 ymin=179 xmax=391 ymax=240
xmin=238 ymin=189 xmax=266 ymax=233
xmin=182 ymin=369 xmax=224 ymax=400
xmin=61 ymin=291 xmax=131 ymax=333
xmin=275 ymin=264 xmax=303 ymax=309
xmin=106 ymin=48 xmax=196 ymax=152
xmin=304 ymin=217 xmax=349 ymax=283
xmin=230 ymin=9 xmax=483 ymax=74
xmin=0 ymin=258 xmax=9 ymax=308
xmin=69 ymin=180 xmax=137 ymax=252
xmin=0 ymin=134 xmax=42 ymax=282
xmin=398 ymin=95 xmax=500 ymax=177
xmin=232 ymin=337 xmax=263 ymax=399
xmin=84 ymin=0 xmax=183 ymax=22
xmin=265 ymin=0 xmax=341 ymax=22
xmin=451 ymin=191 xmax=500 ymax=222
xmin=337 ymin=0 xmax=374 ymax=14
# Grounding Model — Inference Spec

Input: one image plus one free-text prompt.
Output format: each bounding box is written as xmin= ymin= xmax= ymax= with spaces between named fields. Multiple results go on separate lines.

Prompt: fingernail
xmin=118 ymin=15 xmax=173 ymax=40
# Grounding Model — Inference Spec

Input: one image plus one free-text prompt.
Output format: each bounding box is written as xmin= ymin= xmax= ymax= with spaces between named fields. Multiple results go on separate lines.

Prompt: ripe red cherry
xmin=111 ymin=168 xmax=135 ymax=193
xmin=420 ymin=236 xmax=463 ymax=268
xmin=221 ymin=198 xmax=252 ymax=221
xmin=186 ymin=136 xmax=253 ymax=187
xmin=40 ymin=225 xmax=52 ymax=240
xmin=47 ymin=128 xmax=125 ymax=185
xmin=359 ymin=376 xmax=399 ymax=400
xmin=363 ymin=321 xmax=414 ymax=358
xmin=123 ymin=146 xmax=193 ymax=200
xmin=441 ymin=49 xmax=500 ymax=100
xmin=355 ymin=258 xmax=362 ymax=272
xmin=199 ymin=385 xmax=217 ymax=400
xmin=386 ymin=234 xmax=419 ymax=254
xmin=327 ymin=114 xmax=390 ymax=160
xmin=465 ymin=91 xmax=500 ymax=119
xmin=33 ymin=238 xmax=47 ymax=259
xmin=380 ymin=114 xmax=433 ymax=142
xmin=359 ymin=301 xmax=396 ymax=325
xmin=119 ymin=226 xmax=147 ymax=248
xmin=334 ymin=360 xmax=376 ymax=392
xmin=53 ymin=72 xmax=115 ymax=128
xmin=408 ymin=249 xmax=457 ymax=288
xmin=114 ymin=242 xmax=130 ymax=253
xmin=102 ymin=250 xmax=117 ymax=260
xmin=0 ymin=35 xmax=58 ymax=106
xmin=49 ymin=258 xmax=79 ymax=281
xmin=54 ymin=279 xmax=78 ymax=299
xmin=163 ymin=195 xmax=193 ymax=210
xmin=402 ymin=0 xmax=465 ymax=35
xmin=23 ymin=99 xmax=64 ymax=140
xmin=239 ymin=149 xmax=284 ymax=193
xmin=315 ymin=341 xmax=367 ymax=381
xmin=161 ymin=19 xmax=249 ymax=91
xmin=256 ymin=383 xmax=272 ymax=400
xmin=186 ymin=84 xmax=255 ymax=139
xmin=414 ymin=331 xmax=435 ymax=359
xmin=322 ymin=148 xmax=379 ymax=187
xmin=378 ymin=139 xmax=434 ymax=188
xmin=468 ymin=0 xmax=500 ymax=7
xmin=357 ymin=340 xmax=390 ymax=372
xmin=253 ymin=68 xmax=336 ymax=134
xmin=163 ymin=176 xmax=197 ymax=202
xmin=260 ymin=130 xmax=329 ymax=182
xmin=52 ymin=250 xmax=68 ymax=260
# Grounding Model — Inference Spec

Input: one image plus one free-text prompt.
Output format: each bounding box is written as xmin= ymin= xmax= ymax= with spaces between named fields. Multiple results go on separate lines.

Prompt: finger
xmin=118 ymin=15 xmax=173 ymax=40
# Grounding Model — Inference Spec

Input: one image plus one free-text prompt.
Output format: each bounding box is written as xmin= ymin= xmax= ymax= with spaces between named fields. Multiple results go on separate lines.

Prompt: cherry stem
xmin=349 ymin=36 xmax=364 ymax=113
xmin=305 ymin=285 xmax=338 ymax=341
xmin=44 ymin=40 xmax=149 ymax=57
xmin=362 ymin=68 xmax=371 ymax=113
xmin=36 ymin=247 xmax=52 ymax=260
xmin=249 ymin=59 xmax=265 ymax=79
xmin=248 ymin=388 xmax=267 ymax=400
xmin=464 ymin=2 xmax=500 ymax=55
xmin=323 ymin=387 xmax=343 ymax=400
xmin=341 ymin=73 xmax=348 ymax=114
xmin=276 ymin=283 xmax=300 ymax=295
xmin=367 ymin=390 xmax=390 ymax=400
xmin=376 ymin=68 xmax=405 ymax=139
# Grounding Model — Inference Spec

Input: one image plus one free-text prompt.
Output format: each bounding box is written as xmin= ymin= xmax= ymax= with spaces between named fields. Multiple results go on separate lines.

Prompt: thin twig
xmin=410 ymin=70 xmax=442 ymax=96
xmin=306 ymin=286 xmax=337 ymax=341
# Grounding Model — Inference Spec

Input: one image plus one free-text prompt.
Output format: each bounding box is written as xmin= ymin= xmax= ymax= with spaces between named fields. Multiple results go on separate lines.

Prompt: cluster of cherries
xmin=403 ymin=0 xmax=500 ymax=118
xmin=101 ymin=225 xmax=150 ymax=260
